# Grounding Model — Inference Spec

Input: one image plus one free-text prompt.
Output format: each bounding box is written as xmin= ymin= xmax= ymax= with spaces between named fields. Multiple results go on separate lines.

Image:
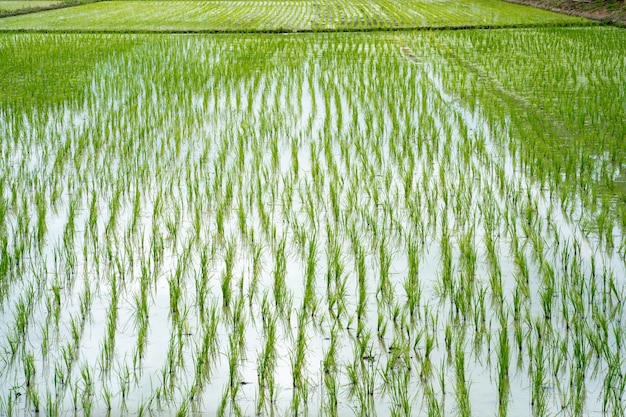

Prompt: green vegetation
xmin=0 ymin=1 xmax=624 ymax=416
xmin=0 ymin=1 xmax=64 ymax=13
xmin=0 ymin=0 xmax=591 ymax=32
xmin=417 ymin=26 xmax=626 ymax=241
xmin=508 ymin=0 xmax=626 ymax=26
xmin=0 ymin=0 xmax=98 ymax=18
xmin=0 ymin=34 xmax=132 ymax=106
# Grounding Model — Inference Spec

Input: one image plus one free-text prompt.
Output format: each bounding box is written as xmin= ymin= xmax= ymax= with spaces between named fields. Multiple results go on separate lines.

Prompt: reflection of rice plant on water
xmin=0 ymin=8 xmax=625 ymax=416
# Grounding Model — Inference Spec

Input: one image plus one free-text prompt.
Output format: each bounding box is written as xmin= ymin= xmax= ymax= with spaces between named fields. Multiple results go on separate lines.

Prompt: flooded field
xmin=0 ymin=23 xmax=625 ymax=417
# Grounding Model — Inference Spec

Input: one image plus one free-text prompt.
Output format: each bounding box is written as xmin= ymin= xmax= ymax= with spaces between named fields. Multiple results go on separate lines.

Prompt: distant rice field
xmin=0 ymin=0 xmax=592 ymax=32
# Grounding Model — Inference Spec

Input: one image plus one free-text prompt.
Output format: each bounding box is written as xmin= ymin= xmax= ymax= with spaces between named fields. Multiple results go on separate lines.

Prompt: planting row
xmin=0 ymin=29 xmax=625 ymax=416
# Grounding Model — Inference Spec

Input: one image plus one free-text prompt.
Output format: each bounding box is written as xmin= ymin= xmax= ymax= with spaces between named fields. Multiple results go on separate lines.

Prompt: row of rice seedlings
xmin=0 ymin=29 xmax=624 ymax=416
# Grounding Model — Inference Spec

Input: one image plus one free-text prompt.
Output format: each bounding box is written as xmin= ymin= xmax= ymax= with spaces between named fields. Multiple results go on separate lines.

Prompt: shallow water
xmin=0 ymin=30 xmax=625 ymax=417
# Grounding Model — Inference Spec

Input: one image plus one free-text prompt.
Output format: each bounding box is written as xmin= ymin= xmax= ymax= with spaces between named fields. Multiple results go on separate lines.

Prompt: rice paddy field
xmin=0 ymin=1 xmax=62 ymax=11
xmin=0 ymin=0 xmax=591 ymax=32
xmin=1 ymin=1 xmax=625 ymax=416
xmin=0 ymin=1 xmax=63 ymax=15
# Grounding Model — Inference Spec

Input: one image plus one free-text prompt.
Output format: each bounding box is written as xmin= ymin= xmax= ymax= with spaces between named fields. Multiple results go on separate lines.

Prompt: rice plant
xmin=0 ymin=18 xmax=624 ymax=417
